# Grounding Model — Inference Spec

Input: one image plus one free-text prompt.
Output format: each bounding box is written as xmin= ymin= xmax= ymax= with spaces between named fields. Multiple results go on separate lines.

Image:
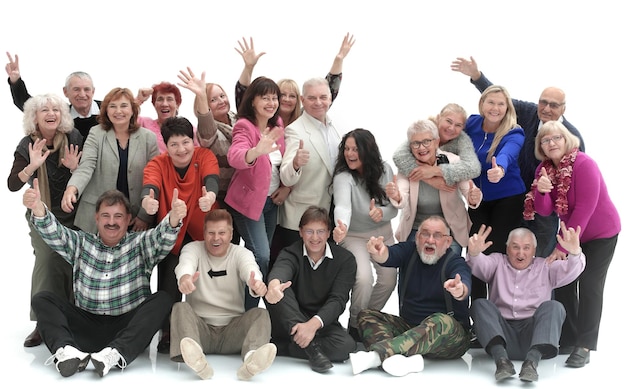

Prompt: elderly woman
xmin=8 ymin=93 xmax=83 ymax=347
xmin=389 ymin=120 xmax=482 ymax=254
xmin=61 ymin=87 xmax=159 ymax=233
xmin=331 ymin=128 xmax=398 ymax=342
xmin=524 ymin=120 xmax=620 ymax=368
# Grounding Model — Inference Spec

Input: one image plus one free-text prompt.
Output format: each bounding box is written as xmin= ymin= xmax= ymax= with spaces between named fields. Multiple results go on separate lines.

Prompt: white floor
xmin=3 ymin=246 xmax=623 ymax=386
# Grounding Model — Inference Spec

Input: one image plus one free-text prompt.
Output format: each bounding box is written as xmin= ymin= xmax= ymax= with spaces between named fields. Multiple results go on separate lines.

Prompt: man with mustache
xmin=349 ymin=215 xmax=472 ymax=377
xmin=23 ymin=180 xmax=187 ymax=378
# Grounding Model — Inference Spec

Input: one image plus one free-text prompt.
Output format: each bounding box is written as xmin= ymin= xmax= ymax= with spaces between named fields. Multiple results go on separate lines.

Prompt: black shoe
xmin=304 ymin=341 xmax=333 ymax=373
xmin=24 ymin=326 xmax=42 ymax=347
xmin=494 ymin=357 xmax=516 ymax=381
xmin=519 ymin=360 xmax=538 ymax=382
xmin=157 ymin=331 xmax=170 ymax=354
xmin=565 ymin=347 xmax=590 ymax=368
xmin=348 ymin=326 xmax=362 ymax=343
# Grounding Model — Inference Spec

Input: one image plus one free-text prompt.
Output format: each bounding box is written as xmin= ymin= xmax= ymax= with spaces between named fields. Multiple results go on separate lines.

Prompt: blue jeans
xmin=229 ymin=197 xmax=278 ymax=309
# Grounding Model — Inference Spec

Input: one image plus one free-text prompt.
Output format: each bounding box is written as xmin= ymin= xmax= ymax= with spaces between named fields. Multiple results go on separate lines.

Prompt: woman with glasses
xmin=465 ymin=85 xmax=526 ymax=300
xmin=331 ymin=129 xmax=398 ymax=342
xmin=389 ymin=120 xmax=482 ymax=254
xmin=524 ymin=120 xmax=620 ymax=368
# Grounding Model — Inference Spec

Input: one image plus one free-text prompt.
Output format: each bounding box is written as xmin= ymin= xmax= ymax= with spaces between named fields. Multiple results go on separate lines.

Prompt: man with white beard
xmin=349 ymin=215 xmax=472 ymax=377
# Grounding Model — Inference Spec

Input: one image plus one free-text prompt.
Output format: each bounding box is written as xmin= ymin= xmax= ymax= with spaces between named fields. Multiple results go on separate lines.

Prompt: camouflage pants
xmin=357 ymin=309 xmax=470 ymax=361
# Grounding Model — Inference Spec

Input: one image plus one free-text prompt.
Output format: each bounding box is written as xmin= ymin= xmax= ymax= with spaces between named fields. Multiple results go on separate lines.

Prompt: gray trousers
xmin=471 ymin=298 xmax=564 ymax=360
xmin=169 ymin=302 xmax=271 ymax=362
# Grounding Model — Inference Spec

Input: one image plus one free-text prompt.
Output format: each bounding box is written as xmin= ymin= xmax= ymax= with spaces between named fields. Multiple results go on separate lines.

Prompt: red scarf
xmin=523 ymin=148 xmax=578 ymax=220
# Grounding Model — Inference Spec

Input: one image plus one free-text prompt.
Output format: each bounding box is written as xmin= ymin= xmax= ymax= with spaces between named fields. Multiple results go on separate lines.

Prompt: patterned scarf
xmin=31 ymin=131 xmax=68 ymax=208
xmin=523 ymin=148 xmax=578 ymax=220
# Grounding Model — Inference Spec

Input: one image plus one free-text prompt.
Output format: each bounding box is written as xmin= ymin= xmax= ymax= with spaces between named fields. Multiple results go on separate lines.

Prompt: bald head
xmin=537 ymin=87 xmax=566 ymax=123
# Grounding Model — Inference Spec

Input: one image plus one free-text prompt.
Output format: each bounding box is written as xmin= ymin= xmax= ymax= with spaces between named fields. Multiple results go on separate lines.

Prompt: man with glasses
xmin=450 ymin=56 xmax=585 ymax=259
xmin=349 ymin=215 xmax=472 ymax=377
xmin=264 ymin=206 xmax=356 ymax=373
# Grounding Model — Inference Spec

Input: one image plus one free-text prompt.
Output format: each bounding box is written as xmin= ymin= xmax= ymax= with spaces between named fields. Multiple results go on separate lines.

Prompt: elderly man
xmin=170 ymin=209 xmax=276 ymax=381
xmin=6 ymin=52 xmax=101 ymax=139
xmin=24 ymin=180 xmax=186 ymax=378
xmin=274 ymin=78 xmax=342 ymax=257
xmin=350 ymin=215 xmax=472 ymax=377
xmin=265 ymin=206 xmax=356 ymax=373
xmin=466 ymin=223 xmax=585 ymax=382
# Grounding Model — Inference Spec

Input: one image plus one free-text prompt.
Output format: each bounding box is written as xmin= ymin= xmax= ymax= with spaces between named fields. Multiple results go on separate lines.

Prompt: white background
xmin=1 ymin=0 xmax=623 ymax=385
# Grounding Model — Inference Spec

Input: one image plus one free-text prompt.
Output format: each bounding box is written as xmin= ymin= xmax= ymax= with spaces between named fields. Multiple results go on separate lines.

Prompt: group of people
xmin=6 ymin=40 xmax=620 ymax=383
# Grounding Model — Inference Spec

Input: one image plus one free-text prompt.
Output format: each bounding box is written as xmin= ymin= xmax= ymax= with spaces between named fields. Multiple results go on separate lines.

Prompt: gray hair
xmin=407 ymin=119 xmax=439 ymax=141
xmin=506 ymin=227 xmax=537 ymax=248
xmin=22 ymin=94 xmax=74 ymax=136
xmin=64 ymin=71 xmax=94 ymax=90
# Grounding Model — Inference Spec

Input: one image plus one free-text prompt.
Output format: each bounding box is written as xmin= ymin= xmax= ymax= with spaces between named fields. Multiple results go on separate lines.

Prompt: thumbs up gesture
xmin=198 ymin=187 xmax=216 ymax=212
xmin=23 ymin=177 xmax=46 ymax=217
xmin=487 ymin=156 xmax=505 ymax=183
xmin=293 ymin=139 xmax=310 ymax=170
xmin=333 ymin=219 xmax=348 ymax=244
xmin=536 ymin=167 xmax=554 ymax=194
xmin=142 ymin=188 xmax=160 ymax=215
xmin=169 ymin=188 xmax=187 ymax=227
xmin=467 ymin=180 xmax=482 ymax=207
xmin=178 ymin=271 xmax=200 ymax=295
xmin=369 ymin=198 xmax=383 ymax=223
xmin=248 ymin=271 xmax=268 ymax=297
xmin=385 ymin=174 xmax=401 ymax=202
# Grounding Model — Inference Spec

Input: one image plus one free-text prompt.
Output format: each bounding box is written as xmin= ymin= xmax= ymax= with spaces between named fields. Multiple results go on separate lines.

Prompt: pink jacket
xmin=226 ymin=117 xmax=285 ymax=221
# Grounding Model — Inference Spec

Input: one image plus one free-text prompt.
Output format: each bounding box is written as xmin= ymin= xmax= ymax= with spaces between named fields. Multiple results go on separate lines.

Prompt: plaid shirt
xmin=31 ymin=210 xmax=181 ymax=316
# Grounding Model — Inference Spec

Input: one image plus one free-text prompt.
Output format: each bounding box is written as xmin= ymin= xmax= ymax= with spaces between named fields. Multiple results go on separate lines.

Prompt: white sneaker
xmin=382 ymin=354 xmax=424 ymax=377
xmin=180 ymin=337 xmax=213 ymax=379
xmin=44 ymin=345 xmax=90 ymax=377
xmin=237 ymin=343 xmax=277 ymax=380
xmin=91 ymin=347 xmax=127 ymax=377
xmin=349 ymin=350 xmax=381 ymax=375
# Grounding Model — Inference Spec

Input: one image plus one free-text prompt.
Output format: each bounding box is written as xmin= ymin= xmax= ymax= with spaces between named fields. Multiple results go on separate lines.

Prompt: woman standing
xmin=465 ymin=85 xmax=526 ymax=300
xmin=226 ymin=76 xmax=285 ymax=310
xmin=8 ymin=94 xmax=82 ymax=347
xmin=61 ymin=87 xmax=159 ymax=233
xmin=331 ymin=129 xmax=398 ymax=342
xmin=524 ymin=120 xmax=620 ymax=368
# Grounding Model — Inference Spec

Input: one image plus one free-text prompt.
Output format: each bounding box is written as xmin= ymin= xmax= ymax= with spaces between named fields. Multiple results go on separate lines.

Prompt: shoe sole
xmin=180 ymin=337 xmax=213 ymax=379
xmin=237 ymin=343 xmax=277 ymax=380
xmin=382 ymin=354 xmax=424 ymax=377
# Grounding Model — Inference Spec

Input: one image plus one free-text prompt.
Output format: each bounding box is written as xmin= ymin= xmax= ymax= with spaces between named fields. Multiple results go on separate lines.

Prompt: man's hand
xmin=468 ymin=224 xmax=493 ymax=256
xmin=290 ymin=319 xmax=320 ymax=349
xmin=5 ymin=52 xmax=21 ymax=83
xmin=265 ymin=278 xmax=292 ymax=304
xmin=450 ymin=56 xmax=481 ymax=80
xmin=23 ymin=178 xmax=46 ymax=216
xmin=248 ymin=271 xmax=268 ymax=297
xmin=178 ymin=272 xmax=200 ymax=295
xmin=169 ymin=188 xmax=187 ymax=227
xmin=293 ymin=140 xmax=309 ymax=170
xmin=443 ymin=274 xmax=467 ymax=300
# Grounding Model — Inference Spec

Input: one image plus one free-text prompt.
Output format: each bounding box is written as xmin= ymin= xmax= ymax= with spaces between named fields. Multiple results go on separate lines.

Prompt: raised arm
xmin=5 ymin=52 xmax=30 ymax=111
xmin=326 ymin=33 xmax=355 ymax=102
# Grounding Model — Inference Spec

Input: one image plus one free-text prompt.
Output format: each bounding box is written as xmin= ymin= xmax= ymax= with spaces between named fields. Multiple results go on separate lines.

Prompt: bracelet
xmin=22 ymin=167 xmax=33 ymax=177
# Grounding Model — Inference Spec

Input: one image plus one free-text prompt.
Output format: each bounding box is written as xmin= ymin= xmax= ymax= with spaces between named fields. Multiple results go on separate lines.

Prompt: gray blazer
xmin=67 ymin=124 xmax=159 ymax=233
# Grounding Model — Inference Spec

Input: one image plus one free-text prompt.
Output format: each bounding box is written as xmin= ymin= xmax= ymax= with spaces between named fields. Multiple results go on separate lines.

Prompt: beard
xmin=418 ymin=246 xmax=440 ymax=265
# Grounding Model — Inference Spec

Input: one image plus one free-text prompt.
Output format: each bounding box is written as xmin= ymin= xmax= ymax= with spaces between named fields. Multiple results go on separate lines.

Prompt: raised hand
xmin=385 ymin=174 xmax=401 ymax=202
xmin=369 ymin=198 xmax=383 ymax=223
xmin=142 ymin=188 xmax=160 ymax=215
xmin=169 ymin=188 xmax=187 ymax=226
xmin=177 ymin=67 xmax=207 ymax=97
xmin=265 ymin=279 xmax=292 ymax=304
xmin=468 ymin=224 xmax=493 ymax=256
xmin=333 ymin=219 xmax=348 ymax=244
xmin=235 ymin=37 xmax=266 ymax=69
xmin=366 ymin=236 xmax=386 ymax=256
xmin=61 ymin=144 xmax=82 ymax=171
xmin=255 ymin=126 xmax=283 ymax=155
xmin=178 ymin=272 xmax=200 ymax=295
xmin=248 ymin=271 xmax=268 ymax=297
xmin=556 ymin=221 xmax=582 ymax=256
xmin=23 ymin=177 xmax=45 ymax=216
xmin=293 ymin=139 xmax=309 ymax=170
xmin=28 ymin=138 xmax=50 ymax=170
xmin=536 ymin=167 xmax=554 ymax=193
xmin=467 ymin=180 xmax=482 ymax=207
xmin=443 ymin=273 xmax=466 ymax=300
xmin=135 ymin=87 xmax=153 ymax=105
xmin=198 ymin=187 xmax=216 ymax=212
xmin=450 ymin=56 xmax=481 ymax=80
xmin=487 ymin=156 xmax=504 ymax=183
xmin=336 ymin=32 xmax=355 ymax=60
xmin=5 ymin=52 xmax=20 ymax=83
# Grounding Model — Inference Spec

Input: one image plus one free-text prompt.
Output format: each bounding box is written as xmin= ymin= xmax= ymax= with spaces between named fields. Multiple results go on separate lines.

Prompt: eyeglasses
xmin=540 ymin=134 xmax=564 ymax=145
xmin=538 ymin=99 xmax=565 ymax=109
xmin=418 ymin=231 xmax=450 ymax=241
xmin=410 ymin=139 xmax=434 ymax=149
xmin=303 ymin=229 xmax=328 ymax=237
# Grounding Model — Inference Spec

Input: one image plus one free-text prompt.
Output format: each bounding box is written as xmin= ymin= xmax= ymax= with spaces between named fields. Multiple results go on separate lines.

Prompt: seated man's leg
xmin=527 ymin=300 xmax=565 ymax=359
xmin=315 ymin=322 xmax=356 ymax=362
xmin=228 ymin=307 xmax=272 ymax=357
xmin=357 ymin=308 xmax=412 ymax=357
xmin=170 ymin=302 xmax=208 ymax=361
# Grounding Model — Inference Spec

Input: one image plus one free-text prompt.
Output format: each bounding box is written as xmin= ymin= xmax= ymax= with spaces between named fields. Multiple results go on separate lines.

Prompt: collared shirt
xmin=466 ymin=252 xmax=585 ymax=320
xmin=302 ymin=111 xmax=339 ymax=166
xmin=70 ymin=100 xmax=100 ymax=119
xmin=31 ymin=209 xmax=181 ymax=316
xmin=538 ymin=115 xmax=564 ymax=130
xmin=303 ymin=242 xmax=334 ymax=270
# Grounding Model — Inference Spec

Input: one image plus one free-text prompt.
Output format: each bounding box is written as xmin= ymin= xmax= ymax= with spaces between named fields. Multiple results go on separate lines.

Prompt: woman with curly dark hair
xmin=331 ymin=128 xmax=398 ymax=342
